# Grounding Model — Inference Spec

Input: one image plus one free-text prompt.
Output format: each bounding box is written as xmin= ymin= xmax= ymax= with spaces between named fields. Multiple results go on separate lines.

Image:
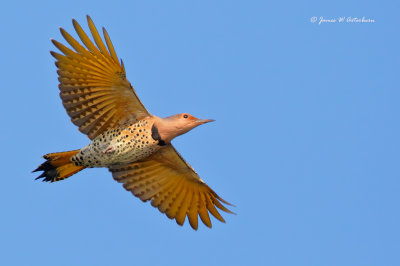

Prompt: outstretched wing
xmin=109 ymin=144 xmax=233 ymax=230
xmin=51 ymin=15 xmax=150 ymax=139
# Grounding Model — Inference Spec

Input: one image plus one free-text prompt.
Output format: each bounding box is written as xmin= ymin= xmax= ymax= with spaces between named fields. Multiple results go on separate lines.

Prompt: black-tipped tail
xmin=33 ymin=150 xmax=84 ymax=183
xmin=33 ymin=160 xmax=59 ymax=182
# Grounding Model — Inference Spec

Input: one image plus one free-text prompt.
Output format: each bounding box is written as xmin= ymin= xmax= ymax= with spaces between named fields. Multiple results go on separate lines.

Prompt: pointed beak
xmin=196 ymin=119 xmax=215 ymax=124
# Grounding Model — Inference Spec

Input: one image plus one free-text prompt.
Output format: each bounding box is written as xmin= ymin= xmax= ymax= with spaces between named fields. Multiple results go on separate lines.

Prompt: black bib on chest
xmin=151 ymin=124 xmax=166 ymax=146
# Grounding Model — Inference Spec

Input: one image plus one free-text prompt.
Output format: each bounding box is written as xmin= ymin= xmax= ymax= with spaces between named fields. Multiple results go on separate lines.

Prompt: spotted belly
xmin=72 ymin=119 xmax=160 ymax=167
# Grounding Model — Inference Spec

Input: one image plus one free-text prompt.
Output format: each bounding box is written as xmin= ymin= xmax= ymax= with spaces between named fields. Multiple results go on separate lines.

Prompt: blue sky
xmin=0 ymin=1 xmax=399 ymax=265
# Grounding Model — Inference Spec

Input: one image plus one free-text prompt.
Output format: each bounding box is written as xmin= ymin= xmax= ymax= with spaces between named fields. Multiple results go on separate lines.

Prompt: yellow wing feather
xmin=102 ymin=27 xmax=119 ymax=64
xmin=109 ymin=144 xmax=233 ymax=230
xmin=87 ymin=16 xmax=110 ymax=57
xmin=51 ymin=16 xmax=149 ymax=139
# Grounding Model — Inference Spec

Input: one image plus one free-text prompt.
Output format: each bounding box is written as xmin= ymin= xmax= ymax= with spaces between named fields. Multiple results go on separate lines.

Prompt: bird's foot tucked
xmin=102 ymin=146 xmax=115 ymax=154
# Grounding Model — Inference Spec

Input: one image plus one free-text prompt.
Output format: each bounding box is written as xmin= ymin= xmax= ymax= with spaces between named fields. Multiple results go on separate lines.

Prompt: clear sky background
xmin=0 ymin=1 xmax=399 ymax=265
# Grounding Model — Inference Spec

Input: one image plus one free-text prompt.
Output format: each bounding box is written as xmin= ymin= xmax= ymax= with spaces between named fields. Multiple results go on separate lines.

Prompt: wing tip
xmin=221 ymin=203 xmax=236 ymax=215
xmin=204 ymin=222 xmax=212 ymax=229
xmin=86 ymin=15 xmax=94 ymax=25
xmin=49 ymin=50 xmax=57 ymax=58
xmin=175 ymin=218 xmax=185 ymax=227
xmin=72 ymin=18 xmax=79 ymax=28
xmin=50 ymin=39 xmax=57 ymax=46
xmin=217 ymin=195 xmax=235 ymax=207
xmin=59 ymin=27 xmax=67 ymax=36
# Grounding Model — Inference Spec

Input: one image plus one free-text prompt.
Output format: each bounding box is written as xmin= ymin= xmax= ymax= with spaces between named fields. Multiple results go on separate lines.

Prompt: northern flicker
xmin=33 ymin=16 xmax=233 ymax=230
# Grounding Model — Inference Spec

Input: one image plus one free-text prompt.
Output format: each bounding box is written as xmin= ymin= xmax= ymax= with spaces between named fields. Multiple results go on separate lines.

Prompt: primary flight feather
xmin=33 ymin=15 xmax=233 ymax=230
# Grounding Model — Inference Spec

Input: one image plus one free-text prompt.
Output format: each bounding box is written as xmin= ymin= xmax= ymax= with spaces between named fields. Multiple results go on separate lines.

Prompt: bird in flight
xmin=33 ymin=15 xmax=233 ymax=230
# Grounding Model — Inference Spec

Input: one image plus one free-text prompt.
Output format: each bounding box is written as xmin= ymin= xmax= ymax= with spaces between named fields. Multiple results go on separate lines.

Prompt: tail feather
xmin=33 ymin=150 xmax=85 ymax=182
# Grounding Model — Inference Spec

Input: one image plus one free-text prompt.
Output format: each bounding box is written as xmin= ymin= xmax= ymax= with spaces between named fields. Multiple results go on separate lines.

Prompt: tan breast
xmin=72 ymin=118 xmax=160 ymax=167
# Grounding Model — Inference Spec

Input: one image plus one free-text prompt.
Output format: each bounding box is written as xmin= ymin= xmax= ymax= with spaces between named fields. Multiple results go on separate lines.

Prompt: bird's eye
xmin=183 ymin=114 xmax=188 ymax=118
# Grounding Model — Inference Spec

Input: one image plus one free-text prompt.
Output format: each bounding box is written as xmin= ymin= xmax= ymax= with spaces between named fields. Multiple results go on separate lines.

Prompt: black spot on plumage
xmin=159 ymin=140 xmax=166 ymax=146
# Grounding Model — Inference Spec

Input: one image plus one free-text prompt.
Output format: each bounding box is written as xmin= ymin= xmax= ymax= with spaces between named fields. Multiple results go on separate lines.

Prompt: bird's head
xmin=153 ymin=113 xmax=215 ymax=144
